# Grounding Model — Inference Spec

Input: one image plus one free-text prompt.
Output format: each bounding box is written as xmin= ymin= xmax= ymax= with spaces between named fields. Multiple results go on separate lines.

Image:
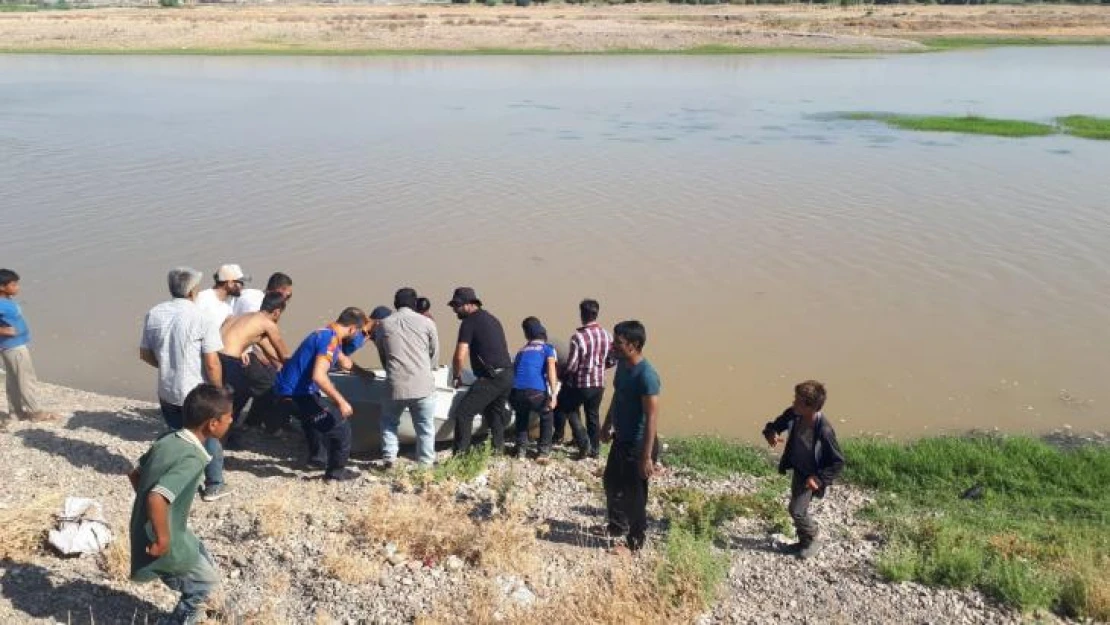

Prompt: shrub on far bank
xmin=1056 ymin=115 xmax=1110 ymax=140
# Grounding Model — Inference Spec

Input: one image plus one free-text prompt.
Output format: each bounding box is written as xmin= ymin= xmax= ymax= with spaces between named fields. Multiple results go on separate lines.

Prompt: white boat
xmin=330 ymin=366 xmax=523 ymax=453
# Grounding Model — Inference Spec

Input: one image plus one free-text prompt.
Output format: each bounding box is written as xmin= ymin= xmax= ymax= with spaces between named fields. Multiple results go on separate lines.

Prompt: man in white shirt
xmin=140 ymin=267 xmax=231 ymax=502
xmin=195 ymin=264 xmax=249 ymax=329
xmin=233 ymin=272 xmax=293 ymax=316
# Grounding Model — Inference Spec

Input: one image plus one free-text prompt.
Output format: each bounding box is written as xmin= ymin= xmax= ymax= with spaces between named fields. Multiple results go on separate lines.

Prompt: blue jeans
xmin=290 ymin=395 xmax=352 ymax=477
xmin=381 ymin=395 xmax=437 ymax=465
xmin=160 ymin=401 xmax=223 ymax=489
xmin=159 ymin=541 xmax=220 ymax=625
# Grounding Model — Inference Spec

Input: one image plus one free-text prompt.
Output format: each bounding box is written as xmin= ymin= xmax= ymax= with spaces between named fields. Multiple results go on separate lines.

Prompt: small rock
xmin=401 ymin=577 xmax=414 ymax=586
xmin=444 ymin=555 xmax=464 ymax=571
xmin=387 ymin=553 xmax=406 ymax=566
xmin=406 ymin=560 xmax=423 ymax=572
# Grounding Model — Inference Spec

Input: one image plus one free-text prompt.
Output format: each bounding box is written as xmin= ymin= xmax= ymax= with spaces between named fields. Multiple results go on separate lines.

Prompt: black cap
xmin=447 ymin=287 xmax=482 ymax=308
xmin=370 ymin=306 xmax=392 ymax=320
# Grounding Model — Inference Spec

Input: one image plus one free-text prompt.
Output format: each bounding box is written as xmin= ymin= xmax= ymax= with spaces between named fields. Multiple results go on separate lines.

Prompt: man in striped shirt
xmin=555 ymin=299 xmax=615 ymax=459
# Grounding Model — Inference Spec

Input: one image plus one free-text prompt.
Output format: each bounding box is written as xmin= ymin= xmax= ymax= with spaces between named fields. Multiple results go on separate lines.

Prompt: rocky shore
xmin=0 ymin=380 xmax=1071 ymax=624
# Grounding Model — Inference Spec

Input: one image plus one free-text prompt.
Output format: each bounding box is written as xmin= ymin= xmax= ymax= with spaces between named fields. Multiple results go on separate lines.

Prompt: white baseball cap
xmin=215 ymin=264 xmax=250 ymax=283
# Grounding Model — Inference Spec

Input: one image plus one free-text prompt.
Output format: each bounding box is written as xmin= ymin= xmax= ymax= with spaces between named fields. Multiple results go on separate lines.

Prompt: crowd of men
xmin=2 ymin=263 xmax=844 ymax=625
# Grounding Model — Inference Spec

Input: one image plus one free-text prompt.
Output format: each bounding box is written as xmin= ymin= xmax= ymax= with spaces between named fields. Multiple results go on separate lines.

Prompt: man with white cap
xmin=196 ymin=264 xmax=249 ymax=329
xmin=139 ymin=267 xmax=231 ymax=502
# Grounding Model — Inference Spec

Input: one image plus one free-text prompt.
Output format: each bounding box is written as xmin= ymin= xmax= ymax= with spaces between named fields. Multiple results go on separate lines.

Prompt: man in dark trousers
xmin=555 ymin=298 xmax=615 ymax=458
xmin=447 ymin=287 xmax=513 ymax=456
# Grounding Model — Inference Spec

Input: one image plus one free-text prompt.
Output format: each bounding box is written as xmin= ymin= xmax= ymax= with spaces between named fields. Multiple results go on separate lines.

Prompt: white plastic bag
xmin=47 ymin=497 xmax=113 ymax=556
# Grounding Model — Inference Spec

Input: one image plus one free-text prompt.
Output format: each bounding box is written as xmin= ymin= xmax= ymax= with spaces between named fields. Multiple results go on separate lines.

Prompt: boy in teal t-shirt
xmin=129 ymin=384 xmax=233 ymax=625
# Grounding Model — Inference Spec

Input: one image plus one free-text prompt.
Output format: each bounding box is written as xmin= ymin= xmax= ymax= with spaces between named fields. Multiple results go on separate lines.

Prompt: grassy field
xmin=666 ymin=434 xmax=1110 ymax=620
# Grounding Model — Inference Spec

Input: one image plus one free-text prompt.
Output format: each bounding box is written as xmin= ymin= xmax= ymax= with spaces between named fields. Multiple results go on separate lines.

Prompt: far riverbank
xmin=2 ymin=5 xmax=1109 ymax=55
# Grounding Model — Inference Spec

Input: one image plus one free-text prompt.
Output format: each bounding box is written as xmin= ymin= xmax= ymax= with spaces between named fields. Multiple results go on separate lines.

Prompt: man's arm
xmin=544 ymin=356 xmax=559 ymax=412
xmin=600 ymin=398 xmax=616 ymax=444
xmin=312 ymin=356 xmax=352 ymax=418
xmin=563 ymin=336 xmax=581 ymax=381
xmin=139 ymin=348 xmax=158 ymax=369
xmin=202 ymin=352 xmax=222 ymax=388
xmin=145 ymin=492 xmax=172 ymax=557
xmin=816 ymin=425 xmax=846 ymax=487
xmin=128 ymin=468 xmax=140 ymax=491
xmin=260 ymin=320 xmax=291 ymax=362
xmin=451 ymin=343 xmax=469 ymax=388
xmin=428 ymin=322 xmax=440 ymax=370
xmin=640 ymin=395 xmax=659 ymax=479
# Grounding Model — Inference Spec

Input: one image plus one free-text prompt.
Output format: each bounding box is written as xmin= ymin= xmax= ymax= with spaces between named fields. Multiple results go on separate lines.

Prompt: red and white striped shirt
xmin=565 ymin=322 xmax=614 ymax=389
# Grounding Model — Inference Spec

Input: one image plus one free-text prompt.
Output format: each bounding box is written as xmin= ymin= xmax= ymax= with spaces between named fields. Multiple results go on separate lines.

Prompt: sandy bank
xmin=1 ymin=5 xmax=1108 ymax=54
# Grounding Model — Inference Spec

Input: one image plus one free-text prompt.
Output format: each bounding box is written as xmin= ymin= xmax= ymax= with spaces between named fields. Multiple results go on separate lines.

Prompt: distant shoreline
xmin=1 ymin=5 xmax=1108 ymax=55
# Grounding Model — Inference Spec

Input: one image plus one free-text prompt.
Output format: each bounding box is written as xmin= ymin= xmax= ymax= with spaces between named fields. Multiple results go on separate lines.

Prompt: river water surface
xmin=2 ymin=48 xmax=1108 ymax=439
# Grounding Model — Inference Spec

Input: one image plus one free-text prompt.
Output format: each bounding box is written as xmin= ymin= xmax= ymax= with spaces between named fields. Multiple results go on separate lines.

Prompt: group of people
xmin=1 ymin=264 xmax=844 ymax=625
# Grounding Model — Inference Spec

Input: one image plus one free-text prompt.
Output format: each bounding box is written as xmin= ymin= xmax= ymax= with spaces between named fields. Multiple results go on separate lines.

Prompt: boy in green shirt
xmin=128 ymin=384 xmax=232 ymax=625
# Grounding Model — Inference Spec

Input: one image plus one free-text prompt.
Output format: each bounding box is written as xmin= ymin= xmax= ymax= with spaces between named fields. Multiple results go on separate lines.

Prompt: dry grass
xmin=348 ymin=484 xmax=536 ymax=576
xmin=98 ymin=525 xmax=130 ymax=581
xmin=253 ymin=490 xmax=295 ymax=540
xmin=0 ymin=492 xmax=64 ymax=562
xmin=421 ymin=558 xmax=683 ymax=625
xmin=321 ymin=540 xmax=381 ymax=585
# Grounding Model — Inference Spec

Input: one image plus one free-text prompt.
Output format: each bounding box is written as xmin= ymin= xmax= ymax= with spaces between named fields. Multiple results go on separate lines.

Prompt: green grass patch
xmin=666 ymin=436 xmax=776 ymax=478
xmin=656 ymin=526 xmax=729 ymax=610
xmin=1056 ymin=115 xmax=1110 ymax=141
xmin=840 ymin=112 xmax=1056 ymax=138
xmin=660 ymin=485 xmax=791 ymax=539
xmin=843 ymin=435 xmax=1110 ymax=620
xmin=432 ymin=444 xmax=491 ymax=483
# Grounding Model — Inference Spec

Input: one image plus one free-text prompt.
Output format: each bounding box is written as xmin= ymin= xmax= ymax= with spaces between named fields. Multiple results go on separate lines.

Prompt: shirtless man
xmin=219 ymin=292 xmax=291 ymax=444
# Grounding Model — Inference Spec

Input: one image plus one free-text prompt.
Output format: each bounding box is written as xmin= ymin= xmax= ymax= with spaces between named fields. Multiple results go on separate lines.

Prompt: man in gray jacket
xmin=375 ymin=288 xmax=439 ymax=467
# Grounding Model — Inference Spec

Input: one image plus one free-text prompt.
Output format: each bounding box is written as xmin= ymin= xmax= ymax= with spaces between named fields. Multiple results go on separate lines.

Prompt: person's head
xmin=792 ymin=380 xmax=826 ymax=419
xmin=182 ymin=383 xmax=234 ymax=440
xmin=579 ymin=298 xmax=600 ymax=325
xmin=214 ymin=264 xmax=249 ymax=297
xmin=522 ymin=316 xmax=547 ymax=342
xmin=415 ymin=297 xmax=431 ymax=316
xmin=265 ymin=272 xmax=293 ymax=301
xmin=260 ymin=291 xmax=287 ymax=321
xmin=612 ymin=320 xmax=646 ymax=361
xmin=0 ymin=269 xmax=20 ymax=297
xmin=447 ymin=287 xmax=482 ymax=320
xmin=167 ymin=267 xmax=203 ymax=300
xmin=334 ymin=306 xmax=369 ymax=340
xmin=393 ymin=288 xmax=418 ymax=311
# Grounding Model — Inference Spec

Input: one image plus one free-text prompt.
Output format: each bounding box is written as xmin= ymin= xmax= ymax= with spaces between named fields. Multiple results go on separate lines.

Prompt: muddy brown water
xmin=2 ymin=49 xmax=1108 ymax=440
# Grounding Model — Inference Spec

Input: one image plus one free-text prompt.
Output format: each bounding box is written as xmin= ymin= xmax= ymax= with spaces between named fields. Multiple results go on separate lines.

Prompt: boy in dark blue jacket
xmin=762 ymin=380 xmax=845 ymax=559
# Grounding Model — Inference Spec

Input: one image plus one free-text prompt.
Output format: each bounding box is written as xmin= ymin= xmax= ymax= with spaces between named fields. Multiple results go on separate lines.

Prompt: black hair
xmin=522 ymin=316 xmax=547 ymax=342
xmin=183 ymin=384 xmax=233 ymax=429
xmin=416 ymin=297 xmax=431 ymax=314
xmin=795 ymin=380 xmax=827 ymax=411
xmin=613 ymin=320 xmax=646 ymax=351
xmin=260 ymin=291 xmax=288 ymax=314
xmin=579 ymin=299 xmax=600 ymax=324
xmin=266 ymin=272 xmax=293 ymax=291
xmin=0 ymin=269 xmax=19 ymax=287
xmin=336 ymin=306 xmax=368 ymax=327
xmin=394 ymin=287 xmax=418 ymax=311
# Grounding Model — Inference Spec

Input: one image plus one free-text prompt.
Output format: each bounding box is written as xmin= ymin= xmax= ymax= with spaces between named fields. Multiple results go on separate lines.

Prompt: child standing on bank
xmin=0 ymin=269 xmax=59 ymax=429
xmin=762 ymin=380 xmax=845 ymax=560
xmin=600 ymin=320 xmax=660 ymax=553
xmin=129 ymin=384 xmax=232 ymax=625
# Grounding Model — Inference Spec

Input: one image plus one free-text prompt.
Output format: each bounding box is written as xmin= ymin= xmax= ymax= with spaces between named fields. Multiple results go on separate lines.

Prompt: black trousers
xmin=217 ymin=353 xmax=251 ymax=424
xmin=554 ymin=386 xmax=604 ymax=454
xmin=604 ymin=440 xmax=649 ymax=551
xmin=242 ymin=353 xmax=279 ymax=428
xmin=452 ymin=368 xmax=513 ymax=455
xmin=511 ymin=388 xmax=554 ymax=456
xmin=289 ymin=395 xmax=351 ymax=477
xmin=789 ymin=472 xmax=819 ymax=543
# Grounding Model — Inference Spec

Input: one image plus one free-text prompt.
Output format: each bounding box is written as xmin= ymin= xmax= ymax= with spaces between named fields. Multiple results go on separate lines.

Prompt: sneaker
xmin=324 ymin=468 xmax=361 ymax=483
xmin=373 ymin=459 xmax=395 ymax=471
xmin=305 ymin=459 xmax=326 ymax=471
xmin=201 ymin=485 xmax=233 ymax=502
xmin=798 ymin=538 xmax=822 ymax=560
xmin=782 ymin=541 xmax=805 ymax=555
xmin=24 ymin=412 xmax=60 ymax=422
xmin=587 ymin=449 xmax=600 ymax=460
xmin=514 ymin=445 xmax=527 ymax=460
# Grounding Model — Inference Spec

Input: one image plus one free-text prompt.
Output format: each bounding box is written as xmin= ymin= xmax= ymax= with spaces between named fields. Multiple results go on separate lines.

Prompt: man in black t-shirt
xmin=447 ymin=287 xmax=514 ymax=455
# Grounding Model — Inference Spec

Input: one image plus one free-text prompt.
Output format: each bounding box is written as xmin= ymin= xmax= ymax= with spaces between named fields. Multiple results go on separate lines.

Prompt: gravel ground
xmin=0 ymin=379 xmax=1070 ymax=624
